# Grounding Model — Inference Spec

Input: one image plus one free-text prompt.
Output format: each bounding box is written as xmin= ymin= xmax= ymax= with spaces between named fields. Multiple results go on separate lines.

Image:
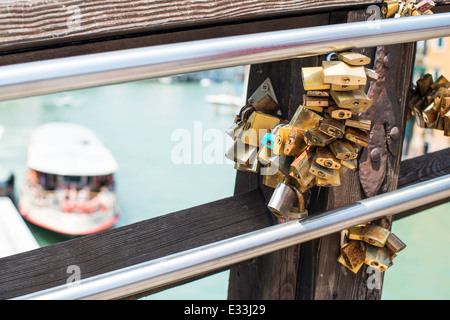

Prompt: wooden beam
xmin=0 ymin=190 xmax=272 ymax=300
xmin=0 ymin=1 xmax=380 ymax=53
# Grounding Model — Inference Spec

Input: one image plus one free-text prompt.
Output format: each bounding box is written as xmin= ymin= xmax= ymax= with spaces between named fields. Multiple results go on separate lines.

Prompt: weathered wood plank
xmin=0 ymin=189 xmax=272 ymax=299
xmin=0 ymin=0 xmax=380 ymax=52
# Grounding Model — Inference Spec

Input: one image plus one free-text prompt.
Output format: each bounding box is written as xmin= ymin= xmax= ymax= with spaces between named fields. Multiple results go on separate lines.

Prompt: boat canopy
xmin=27 ymin=122 xmax=118 ymax=176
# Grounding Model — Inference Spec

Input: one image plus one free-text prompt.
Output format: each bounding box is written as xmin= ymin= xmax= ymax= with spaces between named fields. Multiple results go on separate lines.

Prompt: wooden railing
xmin=1 ymin=0 xmax=450 ymax=300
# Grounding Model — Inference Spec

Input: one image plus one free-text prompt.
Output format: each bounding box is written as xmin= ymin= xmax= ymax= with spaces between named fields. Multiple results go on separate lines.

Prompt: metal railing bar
xmin=12 ymin=174 xmax=450 ymax=300
xmin=1 ymin=13 xmax=450 ymax=102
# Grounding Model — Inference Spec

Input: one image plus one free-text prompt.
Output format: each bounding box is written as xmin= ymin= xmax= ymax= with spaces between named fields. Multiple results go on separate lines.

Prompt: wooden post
xmin=228 ymin=10 xmax=417 ymax=300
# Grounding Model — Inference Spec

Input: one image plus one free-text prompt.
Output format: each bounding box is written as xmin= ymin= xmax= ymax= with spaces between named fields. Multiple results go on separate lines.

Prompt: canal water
xmin=0 ymin=67 xmax=448 ymax=300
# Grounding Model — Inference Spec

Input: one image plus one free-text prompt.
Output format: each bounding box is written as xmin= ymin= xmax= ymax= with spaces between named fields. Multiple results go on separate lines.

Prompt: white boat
xmin=18 ymin=122 xmax=120 ymax=236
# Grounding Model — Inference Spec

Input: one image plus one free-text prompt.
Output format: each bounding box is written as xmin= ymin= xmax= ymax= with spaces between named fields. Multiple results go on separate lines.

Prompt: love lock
xmin=267 ymin=178 xmax=308 ymax=221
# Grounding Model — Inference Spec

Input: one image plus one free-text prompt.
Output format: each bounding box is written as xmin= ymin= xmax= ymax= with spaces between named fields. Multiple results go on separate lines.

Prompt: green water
xmin=0 ymin=69 xmax=448 ymax=300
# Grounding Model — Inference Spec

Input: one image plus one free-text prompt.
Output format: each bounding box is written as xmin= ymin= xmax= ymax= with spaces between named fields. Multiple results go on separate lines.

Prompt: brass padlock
xmin=430 ymin=74 xmax=450 ymax=91
xmin=257 ymin=145 xmax=272 ymax=165
xmin=305 ymin=127 xmax=336 ymax=147
xmin=302 ymin=66 xmax=331 ymax=91
xmin=315 ymin=171 xmax=341 ymax=187
xmin=345 ymin=116 xmax=371 ymax=131
xmin=344 ymin=127 xmax=370 ymax=147
xmin=361 ymin=224 xmax=391 ymax=247
xmin=319 ymin=118 xmax=346 ymax=139
xmin=307 ymin=90 xmax=329 ymax=98
xmin=364 ymin=67 xmax=379 ymax=82
xmin=346 ymin=225 xmax=365 ymax=241
xmin=225 ymin=139 xmax=258 ymax=164
xmin=423 ymin=101 xmax=439 ymax=127
xmin=315 ymin=146 xmax=341 ymax=169
xmin=284 ymin=127 xmax=307 ymax=156
xmin=381 ymin=0 xmax=400 ymax=18
xmin=329 ymin=139 xmax=358 ymax=160
xmin=234 ymin=159 xmax=259 ymax=173
xmin=338 ymin=52 xmax=371 ymax=66
xmin=247 ymin=78 xmax=280 ymax=115
xmin=416 ymin=73 xmax=433 ymax=96
xmin=340 ymin=158 xmax=358 ymax=171
xmin=289 ymin=106 xmax=323 ymax=131
xmin=309 ymin=156 xmax=338 ymax=181
xmin=365 ymin=245 xmax=391 ymax=272
xmin=386 ymin=233 xmax=407 ymax=253
xmin=331 ymin=83 xmax=360 ymax=91
xmin=322 ymin=61 xmax=367 ymax=86
xmin=325 ymin=107 xmax=353 ymax=120
xmin=339 ymin=240 xmax=366 ymax=274
xmin=272 ymin=125 xmax=292 ymax=156
xmin=303 ymin=94 xmax=329 ymax=111
xmin=289 ymin=147 xmax=315 ymax=187
xmin=330 ymin=89 xmax=373 ymax=113
xmin=240 ymin=111 xmax=281 ymax=146
xmin=262 ymin=163 xmax=286 ymax=189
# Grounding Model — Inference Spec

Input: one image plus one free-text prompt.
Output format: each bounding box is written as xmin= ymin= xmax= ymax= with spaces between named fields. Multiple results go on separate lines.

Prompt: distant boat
xmin=18 ymin=123 xmax=120 ymax=235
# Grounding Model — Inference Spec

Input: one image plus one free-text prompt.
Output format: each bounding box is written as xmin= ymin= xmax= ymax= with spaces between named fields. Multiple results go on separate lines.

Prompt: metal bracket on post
xmin=359 ymin=46 xmax=405 ymax=198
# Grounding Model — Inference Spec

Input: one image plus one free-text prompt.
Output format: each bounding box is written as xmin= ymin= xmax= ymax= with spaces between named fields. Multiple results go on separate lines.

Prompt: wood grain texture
xmin=0 ymin=0 xmax=380 ymax=51
xmin=0 ymin=190 xmax=272 ymax=300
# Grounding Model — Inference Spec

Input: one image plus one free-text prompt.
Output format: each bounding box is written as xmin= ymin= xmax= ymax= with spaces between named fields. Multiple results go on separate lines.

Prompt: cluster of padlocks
xmin=226 ymin=51 xmax=376 ymax=221
xmin=381 ymin=0 xmax=435 ymax=18
xmin=339 ymin=223 xmax=407 ymax=273
xmin=224 ymin=51 xmax=411 ymax=274
xmin=408 ymin=73 xmax=450 ymax=136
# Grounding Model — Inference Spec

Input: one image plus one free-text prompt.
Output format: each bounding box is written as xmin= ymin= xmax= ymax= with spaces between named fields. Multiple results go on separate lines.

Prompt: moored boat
xmin=18 ymin=122 xmax=119 ymax=235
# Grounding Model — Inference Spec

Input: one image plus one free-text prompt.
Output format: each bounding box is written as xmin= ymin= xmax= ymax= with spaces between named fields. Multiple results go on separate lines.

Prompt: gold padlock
xmin=340 ymin=158 xmax=358 ymax=171
xmin=309 ymin=155 xmax=338 ymax=181
xmin=381 ymin=0 xmax=399 ymax=18
xmin=272 ymin=125 xmax=292 ymax=156
xmin=225 ymin=139 xmax=258 ymax=164
xmin=361 ymin=224 xmax=391 ymax=247
xmin=305 ymin=127 xmax=336 ymax=147
xmin=345 ymin=116 xmax=371 ymax=131
xmin=430 ymin=74 xmax=450 ymax=91
xmin=322 ymin=61 xmax=367 ymax=86
xmin=315 ymin=171 xmax=341 ymax=187
xmin=330 ymin=89 xmax=373 ymax=113
xmin=307 ymin=90 xmax=330 ymax=98
xmin=422 ymin=101 xmax=439 ymax=127
xmin=319 ymin=118 xmax=346 ymax=139
xmin=289 ymin=106 xmax=323 ymax=131
xmin=329 ymin=139 xmax=358 ymax=160
xmin=325 ymin=107 xmax=353 ymax=120
xmin=344 ymin=127 xmax=370 ymax=147
xmin=416 ymin=73 xmax=433 ymax=96
xmin=339 ymin=240 xmax=366 ymax=274
xmin=234 ymin=159 xmax=259 ymax=173
xmin=257 ymin=145 xmax=272 ymax=165
xmin=284 ymin=127 xmax=307 ymax=156
xmin=240 ymin=111 xmax=281 ymax=146
xmin=338 ymin=52 xmax=371 ymax=66
xmin=331 ymin=83 xmax=360 ymax=91
xmin=365 ymin=245 xmax=391 ymax=272
xmin=302 ymin=66 xmax=331 ymax=91
xmin=315 ymin=146 xmax=341 ymax=169
xmin=346 ymin=225 xmax=365 ymax=241
xmin=365 ymin=67 xmax=379 ymax=82
xmin=262 ymin=165 xmax=286 ymax=188
xmin=289 ymin=147 xmax=315 ymax=187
